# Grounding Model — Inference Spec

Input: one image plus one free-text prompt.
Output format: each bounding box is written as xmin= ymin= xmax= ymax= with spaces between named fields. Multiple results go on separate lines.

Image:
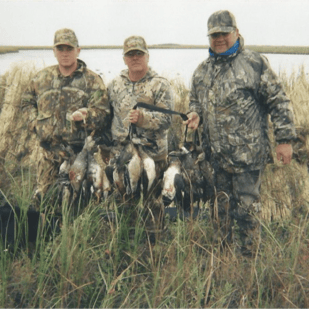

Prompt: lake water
xmin=1 ymin=49 xmax=309 ymax=87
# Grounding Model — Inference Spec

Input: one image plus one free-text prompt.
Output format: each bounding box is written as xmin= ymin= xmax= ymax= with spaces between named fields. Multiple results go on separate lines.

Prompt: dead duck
xmin=162 ymin=152 xmax=191 ymax=212
xmin=111 ymin=142 xmax=143 ymax=198
xmin=106 ymin=142 xmax=156 ymax=200
xmin=87 ymin=151 xmax=103 ymax=201
xmin=69 ymin=135 xmax=96 ymax=192
xmin=162 ymin=155 xmax=182 ymax=206
xmin=93 ymin=147 xmax=112 ymax=200
xmin=162 ymin=145 xmax=209 ymax=212
xmin=138 ymin=146 xmax=156 ymax=197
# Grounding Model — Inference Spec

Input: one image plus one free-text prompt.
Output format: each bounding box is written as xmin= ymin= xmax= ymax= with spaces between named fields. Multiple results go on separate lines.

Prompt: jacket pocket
xmin=36 ymin=115 xmax=54 ymax=142
xmin=226 ymin=129 xmax=262 ymax=166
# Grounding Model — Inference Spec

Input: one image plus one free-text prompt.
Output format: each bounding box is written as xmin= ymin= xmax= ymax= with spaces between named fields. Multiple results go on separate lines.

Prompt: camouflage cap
xmin=123 ymin=36 xmax=148 ymax=55
xmin=54 ymin=28 xmax=79 ymax=47
xmin=207 ymin=10 xmax=237 ymax=35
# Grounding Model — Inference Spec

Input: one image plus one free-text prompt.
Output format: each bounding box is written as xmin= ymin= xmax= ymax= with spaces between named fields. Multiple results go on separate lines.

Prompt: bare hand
xmin=71 ymin=108 xmax=88 ymax=122
xmin=129 ymin=109 xmax=141 ymax=124
xmin=183 ymin=112 xmax=200 ymax=130
xmin=276 ymin=144 xmax=293 ymax=164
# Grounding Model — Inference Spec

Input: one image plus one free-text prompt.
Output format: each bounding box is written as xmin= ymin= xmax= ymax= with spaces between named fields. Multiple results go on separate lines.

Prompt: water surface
xmin=1 ymin=49 xmax=308 ymax=87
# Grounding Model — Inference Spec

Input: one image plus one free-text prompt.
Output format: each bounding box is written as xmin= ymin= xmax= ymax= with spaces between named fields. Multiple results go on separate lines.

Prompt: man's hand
xmin=183 ymin=112 xmax=200 ymax=130
xmin=276 ymin=144 xmax=293 ymax=164
xmin=70 ymin=108 xmax=88 ymax=122
xmin=129 ymin=109 xmax=141 ymax=124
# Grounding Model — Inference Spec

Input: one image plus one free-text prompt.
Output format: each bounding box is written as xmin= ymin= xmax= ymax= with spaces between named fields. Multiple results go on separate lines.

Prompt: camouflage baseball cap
xmin=123 ymin=36 xmax=148 ymax=55
xmin=54 ymin=28 xmax=79 ymax=47
xmin=207 ymin=10 xmax=237 ymax=35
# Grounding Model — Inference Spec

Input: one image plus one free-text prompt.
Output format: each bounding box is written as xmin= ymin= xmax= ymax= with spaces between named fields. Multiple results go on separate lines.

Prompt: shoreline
xmin=1 ymin=45 xmax=309 ymax=55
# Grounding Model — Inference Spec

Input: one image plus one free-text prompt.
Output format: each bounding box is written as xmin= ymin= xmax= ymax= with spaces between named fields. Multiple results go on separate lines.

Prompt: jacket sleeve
xmin=137 ymin=78 xmax=174 ymax=131
xmin=189 ymin=71 xmax=202 ymax=116
xmin=258 ymin=55 xmax=296 ymax=143
xmin=85 ymin=74 xmax=111 ymax=132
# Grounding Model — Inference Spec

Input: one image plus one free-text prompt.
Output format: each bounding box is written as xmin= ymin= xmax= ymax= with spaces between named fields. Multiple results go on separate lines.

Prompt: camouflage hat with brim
xmin=207 ymin=10 xmax=237 ymax=35
xmin=123 ymin=36 xmax=148 ymax=55
xmin=54 ymin=28 xmax=79 ymax=48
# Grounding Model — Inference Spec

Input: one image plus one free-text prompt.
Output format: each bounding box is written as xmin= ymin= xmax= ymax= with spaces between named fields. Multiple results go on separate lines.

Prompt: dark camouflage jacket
xmin=21 ymin=59 xmax=110 ymax=149
xmin=108 ymin=68 xmax=174 ymax=161
xmin=189 ymin=36 xmax=296 ymax=173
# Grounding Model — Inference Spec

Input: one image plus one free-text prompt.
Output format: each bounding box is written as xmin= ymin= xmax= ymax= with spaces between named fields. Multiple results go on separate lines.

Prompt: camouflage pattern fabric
xmin=35 ymin=146 xmax=63 ymax=208
xmin=123 ymin=36 xmax=148 ymax=55
xmin=210 ymin=166 xmax=262 ymax=257
xmin=189 ymin=36 xmax=296 ymax=173
xmin=21 ymin=59 xmax=111 ymax=198
xmin=108 ymin=67 xmax=174 ymax=161
xmin=21 ymin=59 xmax=110 ymax=147
xmin=54 ymin=28 xmax=79 ymax=47
xmin=207 ymin=10 xmax=237 ymax=35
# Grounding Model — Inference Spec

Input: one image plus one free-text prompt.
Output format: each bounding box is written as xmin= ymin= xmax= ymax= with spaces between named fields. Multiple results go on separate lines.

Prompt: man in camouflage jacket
xmin=108 ymin=36 xmax=174 ymax=232
xmin=185 ymin=11 xmax=296 ymax=256
xmin=21 ymin=28 xmax=110 ymax=207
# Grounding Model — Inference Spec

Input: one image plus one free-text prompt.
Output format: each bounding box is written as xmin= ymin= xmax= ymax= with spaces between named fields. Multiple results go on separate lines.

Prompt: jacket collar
xmin=208 ymin=35 xmax=244 ymax=63
xmin=57 ymin=58 xmax=87 ymax=77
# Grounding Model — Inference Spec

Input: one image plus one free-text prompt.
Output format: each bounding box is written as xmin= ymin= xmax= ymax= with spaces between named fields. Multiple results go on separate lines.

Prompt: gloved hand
xmin=276 ymin=143 xmax=293 ymax=164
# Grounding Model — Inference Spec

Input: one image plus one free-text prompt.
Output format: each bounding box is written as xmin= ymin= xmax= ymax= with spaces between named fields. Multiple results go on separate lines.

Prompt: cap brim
xmin=208 ymin=26 xmax=235 ymax=35
xmin=54 ymin=42 xmax=76 ymax=48
xmin=123 ymin=47 xmax=148 ymax=55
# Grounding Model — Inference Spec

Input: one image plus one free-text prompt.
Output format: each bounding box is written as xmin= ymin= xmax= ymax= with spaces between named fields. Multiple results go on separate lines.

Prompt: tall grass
xmin=1 ymin=190 xmax=308 ymax=308
xmin=0 ymin=63 xmax=309 ymax=308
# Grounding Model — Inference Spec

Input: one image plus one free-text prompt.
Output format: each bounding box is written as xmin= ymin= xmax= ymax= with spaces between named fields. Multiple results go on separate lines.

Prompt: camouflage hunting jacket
xmin=21 ymin=59 xmax=111 ymax=150
xmin=108 ymin=68 xmax=174 ymax=161
xmin=189 ymin=36 xmax=296 ymax=173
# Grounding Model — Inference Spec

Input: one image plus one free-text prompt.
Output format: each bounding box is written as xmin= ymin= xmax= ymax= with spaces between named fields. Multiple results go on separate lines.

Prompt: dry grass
xmin=167 ymin=76 xmax=191 ymax=151
xmin=0 ymin=62 xmax=40 ymax=195
xmin=0 ymin=62 xmax=40 ymax=169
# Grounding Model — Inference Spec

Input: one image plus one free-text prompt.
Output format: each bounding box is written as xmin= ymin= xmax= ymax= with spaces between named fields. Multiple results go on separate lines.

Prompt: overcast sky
xmin=0 ymin=0 xmax=308 ymax=47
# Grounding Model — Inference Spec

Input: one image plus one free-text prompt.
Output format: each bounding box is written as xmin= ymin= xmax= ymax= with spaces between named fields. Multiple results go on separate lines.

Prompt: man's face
xmin=53 ymin=45 xmax=80 ymax=69
xmin=124 ymin=50 xmax=149 ymax=76
xmin=209 ymin=29 xmax=239 ymax=54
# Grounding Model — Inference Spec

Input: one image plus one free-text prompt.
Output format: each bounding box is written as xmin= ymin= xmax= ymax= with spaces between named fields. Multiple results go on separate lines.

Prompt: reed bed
xmin=0 ymin=46 xmax=19 ymax=54
xmin=0 ymin=61 xmax=40 ymax=192
xmin=0 ymin=62 xmax=309 ymax=308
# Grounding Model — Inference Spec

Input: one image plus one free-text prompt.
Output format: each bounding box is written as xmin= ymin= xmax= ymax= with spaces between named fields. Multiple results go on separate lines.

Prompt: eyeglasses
xmin=125 ymin=50 xmax=145 ymax=57
xmin=209 ymin=32 xmax=232 ymax=39
xmin=55 ymin=45 xmax=75 ymax=52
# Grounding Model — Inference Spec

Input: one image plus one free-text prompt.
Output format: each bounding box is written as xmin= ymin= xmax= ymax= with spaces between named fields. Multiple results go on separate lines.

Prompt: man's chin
xmin=214 ymin=47 xmax=228 ymax=54
xmin=60 ymin=60 xmax=72 ymax=66
xmin=131 ymin=68 xmax=143 ymax=73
